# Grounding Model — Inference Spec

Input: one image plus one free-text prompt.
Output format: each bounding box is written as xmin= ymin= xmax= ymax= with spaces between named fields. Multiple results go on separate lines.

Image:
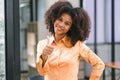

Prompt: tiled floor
xmin=21 ymin=66 xmax=38 ymax=80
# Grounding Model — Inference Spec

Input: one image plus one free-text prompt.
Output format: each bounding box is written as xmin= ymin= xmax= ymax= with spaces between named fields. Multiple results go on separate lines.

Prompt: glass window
xmin=20 ymin=1 xmax=30 ymax=72
xmin=83 ymin=0 xmax=94 ymax=44
xmin=0 ymin=0 xmax=5 ymax=80
xmin=115 ymin=0 xmax=120 ymax=42
xmin=105 ymin=0 xmax=111 ymax=43
xmin=84 ymin=0 xmax=106 ymax=43
xmin=84 ymin=0 xmax=120 ymax=43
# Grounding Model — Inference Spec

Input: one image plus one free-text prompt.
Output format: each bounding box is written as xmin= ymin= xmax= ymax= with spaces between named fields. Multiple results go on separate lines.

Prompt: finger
xmin=46 ymin=36 xmax=55 ymax=49
xmin=43 ymin=50 xmax=52 ymax=55
xmin=46 ymin=47 xmax=54 ymax=53
xmin=43 ymin=46 xmax=54 ymax=54
xmin=46 ymin=45 xmax=54 ymax=50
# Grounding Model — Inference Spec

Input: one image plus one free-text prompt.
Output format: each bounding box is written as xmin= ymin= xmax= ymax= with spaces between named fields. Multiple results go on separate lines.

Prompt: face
xmin=54 ymin=13 xmax=72 ymax=36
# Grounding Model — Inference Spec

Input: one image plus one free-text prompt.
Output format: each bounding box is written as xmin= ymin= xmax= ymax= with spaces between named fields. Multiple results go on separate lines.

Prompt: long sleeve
xmin=79 ymin=42 xmax=105 ymax=80
xmin=36 ymin=40 xmax=49 ymax=76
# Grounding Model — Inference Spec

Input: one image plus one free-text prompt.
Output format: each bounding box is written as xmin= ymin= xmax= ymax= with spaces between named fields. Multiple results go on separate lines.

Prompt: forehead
xmin=61 ymin=13 xmax=72 ymax=22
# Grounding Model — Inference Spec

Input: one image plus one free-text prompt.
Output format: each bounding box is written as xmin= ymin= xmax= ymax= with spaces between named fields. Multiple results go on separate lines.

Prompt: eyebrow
xmin=61 ymin=16 xmax=72 ymax=24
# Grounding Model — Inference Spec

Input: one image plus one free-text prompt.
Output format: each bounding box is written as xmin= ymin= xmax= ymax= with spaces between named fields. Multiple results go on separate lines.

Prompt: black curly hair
xmin=67 ymin=7 xmax=91 ymax=45
xmin=44 ymin=1 xmax=73 ymax=33
xmin=44 ymin=1 xmax=91 ymax=46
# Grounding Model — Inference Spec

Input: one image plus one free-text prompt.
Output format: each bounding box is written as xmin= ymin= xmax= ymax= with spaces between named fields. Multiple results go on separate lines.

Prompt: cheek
xmin=54 ymin=21 xmax=58 ymax=27
xmin=53 ymin=21 xmax=58 ymax=31
xmin=66 ymin=28 xmax=71 ymax=32
xmin=66 ymin=26 xmax=71 ymax=31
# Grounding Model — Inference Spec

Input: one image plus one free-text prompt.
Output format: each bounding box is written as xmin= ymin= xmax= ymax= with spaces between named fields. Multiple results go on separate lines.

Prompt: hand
xmin=40 ymin=45 xmax=54 ymax=67
xmin=40 ymin=36 xmax=55 ymax=66
xmin=41 ymin=45 xmax=54 ymax=61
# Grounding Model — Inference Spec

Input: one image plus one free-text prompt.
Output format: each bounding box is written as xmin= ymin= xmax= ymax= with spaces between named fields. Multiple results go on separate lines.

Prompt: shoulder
xmin=37 ymin=38 xmax=48 ymax=47
xmin=75 ymin=40 xmax=85 ymax=46
xmin=38 ymin=38 xmax=47 ymax=43
xmin=75 ymin=40 xmax=89 ymax=49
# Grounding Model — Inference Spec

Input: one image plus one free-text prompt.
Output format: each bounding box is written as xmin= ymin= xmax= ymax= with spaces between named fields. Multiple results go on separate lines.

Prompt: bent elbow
xmin=101 ymin=61 xmax=105 ymax=71
xmin=93 ymin=61 xmax=105 ymax=72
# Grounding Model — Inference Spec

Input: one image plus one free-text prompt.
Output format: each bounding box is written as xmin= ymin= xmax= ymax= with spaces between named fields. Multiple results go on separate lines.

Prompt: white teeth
xmin=58 ymin=28 xmax=62 ymax=30
xmin=57 ymin=27 xmax=62 ymax=30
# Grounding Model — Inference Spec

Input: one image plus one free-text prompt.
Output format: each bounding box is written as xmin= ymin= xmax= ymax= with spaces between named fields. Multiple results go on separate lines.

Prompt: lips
xmin=56 ymin=27 xmax=63 ymax=31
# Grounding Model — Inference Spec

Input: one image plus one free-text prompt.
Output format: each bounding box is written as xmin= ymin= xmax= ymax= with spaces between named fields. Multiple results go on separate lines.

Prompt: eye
xmin=58 ymin=17 xmax=62 ymax=21
xmin=65 ymin=22 xmax=71 ymax=26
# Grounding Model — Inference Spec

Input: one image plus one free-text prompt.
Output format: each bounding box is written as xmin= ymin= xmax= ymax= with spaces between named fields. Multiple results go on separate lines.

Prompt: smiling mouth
xmin=57 ymin=27 xmax=63 ymax=31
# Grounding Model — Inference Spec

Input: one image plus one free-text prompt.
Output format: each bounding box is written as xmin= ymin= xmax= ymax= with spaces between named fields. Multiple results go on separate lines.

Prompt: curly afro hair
xmin=67 ymin=7 xmax=91 ymax=45
xmin=44 ymin=1 xmax=73 ymax=34
xmin=44 ymin=1 xmax=91 ymax=46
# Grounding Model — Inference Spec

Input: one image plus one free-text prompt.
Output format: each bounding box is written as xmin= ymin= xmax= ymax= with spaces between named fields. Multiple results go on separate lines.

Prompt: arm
xmin=36 ymin=40 xmax=49 ymax=76
xmin=79 ymin=42 xmax=105 ymax=80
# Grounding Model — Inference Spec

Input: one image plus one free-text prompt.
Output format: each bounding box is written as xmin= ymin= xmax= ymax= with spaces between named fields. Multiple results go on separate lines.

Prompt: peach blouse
xmin=36 ymin=35 xmax=105 ymax=80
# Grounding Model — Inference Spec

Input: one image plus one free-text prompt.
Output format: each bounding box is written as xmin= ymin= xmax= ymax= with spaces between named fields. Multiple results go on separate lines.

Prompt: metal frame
xmin=80 ymin=0 xmax=83 ymax=7
xmin=5 ymin=0 xmax=20 ymax=80
xmin=30 ymin=0 xmax=37 ymax=21
xmin=111 ymin=0 xmax=115 ymax=79
xmin=94 ymin=0 xmax=97 ymax=54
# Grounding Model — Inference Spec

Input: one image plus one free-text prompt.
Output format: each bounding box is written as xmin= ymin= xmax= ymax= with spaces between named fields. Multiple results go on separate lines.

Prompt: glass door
xmin=0 ymin=0 xmax=5 ymax=80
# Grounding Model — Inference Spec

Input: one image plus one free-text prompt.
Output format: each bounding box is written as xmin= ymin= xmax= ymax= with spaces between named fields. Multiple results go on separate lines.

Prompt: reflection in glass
xmin=0 ymin=0 xmax=5 ymax=80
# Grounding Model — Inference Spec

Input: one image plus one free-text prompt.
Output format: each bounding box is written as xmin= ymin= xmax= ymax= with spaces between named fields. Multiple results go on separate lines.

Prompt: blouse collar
xmin=48 ymin=35 xmax=73 ymax=48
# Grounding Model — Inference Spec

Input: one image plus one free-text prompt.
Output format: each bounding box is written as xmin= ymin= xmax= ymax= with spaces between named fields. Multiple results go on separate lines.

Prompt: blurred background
xmin=0 ymin=0 xmax=120 ymax=80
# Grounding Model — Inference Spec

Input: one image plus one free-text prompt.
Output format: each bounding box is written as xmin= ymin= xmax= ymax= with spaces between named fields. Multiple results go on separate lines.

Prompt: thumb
xmin=47 ymin=36 xmax=51 ymax=45
xmin=46 ymin=36 xmax=55 ymax=48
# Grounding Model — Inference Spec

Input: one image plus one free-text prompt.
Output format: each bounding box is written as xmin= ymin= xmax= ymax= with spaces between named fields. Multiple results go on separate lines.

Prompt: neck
xmin=54 ymin=34 xmax=65 ymax=43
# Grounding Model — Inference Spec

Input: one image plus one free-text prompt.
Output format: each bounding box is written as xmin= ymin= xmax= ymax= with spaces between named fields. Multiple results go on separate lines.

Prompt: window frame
xmin=5 ymin=0 xmax=20 ymax=80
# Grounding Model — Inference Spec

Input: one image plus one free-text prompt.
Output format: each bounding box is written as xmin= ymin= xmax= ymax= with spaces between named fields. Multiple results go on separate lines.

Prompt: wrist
xmin=40 ymin=54 xmax=48 ymax=62
xmin=40 ymin=54 xmax=48 ymax=67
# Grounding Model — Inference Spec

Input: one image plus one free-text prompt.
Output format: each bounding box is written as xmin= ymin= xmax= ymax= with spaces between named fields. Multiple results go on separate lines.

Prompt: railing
xmin=103 ymin=62 xmax=120 ymax=80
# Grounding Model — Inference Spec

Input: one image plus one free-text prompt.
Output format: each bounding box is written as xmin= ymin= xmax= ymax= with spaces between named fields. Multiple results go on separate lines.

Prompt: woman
xmin=36 ymin=1 xmax=105 ymax=80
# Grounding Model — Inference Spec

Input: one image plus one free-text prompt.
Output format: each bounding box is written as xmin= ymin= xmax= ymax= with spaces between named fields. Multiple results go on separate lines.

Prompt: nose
xmin=59 ymin=22 xmax=65 ymax=28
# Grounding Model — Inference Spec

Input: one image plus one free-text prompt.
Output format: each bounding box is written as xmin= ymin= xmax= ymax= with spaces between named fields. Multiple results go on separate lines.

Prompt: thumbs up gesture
xmin=40 ymin=37 xmax=54 ymax=66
